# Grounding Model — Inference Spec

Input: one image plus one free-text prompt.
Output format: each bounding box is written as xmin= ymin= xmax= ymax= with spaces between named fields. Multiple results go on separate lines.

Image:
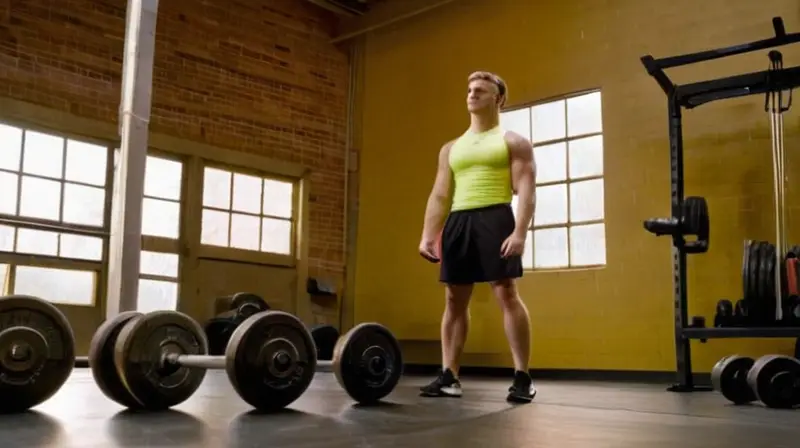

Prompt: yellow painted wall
xmin=352 ymin=0 xmax=800 ymax=372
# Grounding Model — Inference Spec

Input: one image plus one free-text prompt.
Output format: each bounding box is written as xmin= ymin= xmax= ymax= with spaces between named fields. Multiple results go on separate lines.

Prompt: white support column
xmin=106 ymin=0 xmax=159 ymax=319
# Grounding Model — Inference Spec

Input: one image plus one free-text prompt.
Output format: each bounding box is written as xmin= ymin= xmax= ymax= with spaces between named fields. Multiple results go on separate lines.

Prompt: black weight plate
xmin=114 ymin=310 xmax=208 ymax=411
xmin=225 ymin=310 xmax=316 ymax=412
xmin=748 ymin=241 xmax=762 ymax=301
xmin=714 ymin=299 xmax=734 ymax=327
xmin=0 ymin=294 xmax=76 ymax=413
xmin=230 ymin=293 xmax=270 ymax=314
xmin=204 ymin=316 xmax=238 ymax=356
xmin=742 ymin=240 xmax=753 ymax=301
xmin=331 ymin=322 xmax=403 ymax=404
xmin=310 ymin=324 xmax=340 ymax=361
xmin=765 ymin=242 xmax=777 ymax=315
xmin=710 ymin=355 xmax=756 ymax=405
xmin=758 ymin=242 xmax=774 ymax=320
xmin=745 ymin=354 xmax=800 ymax=409
xmin=88 ymin=311 xmax=144 ymax=409
xmin=682 ymin=196 xmax=709 ymax=239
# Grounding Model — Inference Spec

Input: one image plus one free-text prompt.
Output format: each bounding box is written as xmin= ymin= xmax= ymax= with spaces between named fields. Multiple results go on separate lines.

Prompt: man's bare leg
xmin=491 ymin=278 xmax=536 ymax=403
xmin=420 ymin=283 xmax=472 ymax=397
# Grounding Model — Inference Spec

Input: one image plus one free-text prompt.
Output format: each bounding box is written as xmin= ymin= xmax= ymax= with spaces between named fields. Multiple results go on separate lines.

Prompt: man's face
xmin=466 ymin=79 xmax=500 ymax=113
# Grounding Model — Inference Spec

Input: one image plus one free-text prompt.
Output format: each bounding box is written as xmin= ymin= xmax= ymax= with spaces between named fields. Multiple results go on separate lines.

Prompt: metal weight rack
xmin=640 ymin=16 xmax=800 ymax=392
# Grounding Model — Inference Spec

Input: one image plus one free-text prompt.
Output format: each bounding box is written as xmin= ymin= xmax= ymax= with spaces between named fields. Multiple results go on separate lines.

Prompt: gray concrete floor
xmin=2 ymin=370 xmax=799 ymax=447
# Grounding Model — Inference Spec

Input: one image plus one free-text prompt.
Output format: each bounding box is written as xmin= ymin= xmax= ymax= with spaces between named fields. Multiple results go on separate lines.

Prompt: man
xmin=417 ymin=71 xmax=537 ymax=404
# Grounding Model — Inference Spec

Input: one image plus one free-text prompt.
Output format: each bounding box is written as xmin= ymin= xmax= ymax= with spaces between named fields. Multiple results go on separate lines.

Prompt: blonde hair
xmin=467 ymin=71 xmax=508 ymax=107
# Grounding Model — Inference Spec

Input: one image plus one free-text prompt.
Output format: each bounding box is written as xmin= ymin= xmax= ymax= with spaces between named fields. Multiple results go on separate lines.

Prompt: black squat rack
xmin=640 ymin=16 xmax=800 ymax=392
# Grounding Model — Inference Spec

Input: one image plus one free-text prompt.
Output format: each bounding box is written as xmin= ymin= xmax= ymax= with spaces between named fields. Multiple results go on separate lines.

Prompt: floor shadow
xmin=106 ymin=408 xmax=208 ymax=447
xmin=0 ymin=410 xmax=65 ymax=446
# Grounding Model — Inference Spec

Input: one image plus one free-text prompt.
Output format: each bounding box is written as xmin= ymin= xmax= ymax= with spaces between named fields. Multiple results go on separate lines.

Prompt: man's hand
xmin=419 ymin=237 xmax=440 ymax=263
xmin=500 ymin=230 xmax=526 ymax=258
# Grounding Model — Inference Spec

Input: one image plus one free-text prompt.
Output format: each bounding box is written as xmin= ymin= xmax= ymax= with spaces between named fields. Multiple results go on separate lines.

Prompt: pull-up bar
xmin=640 ymin=17 xmax=800 ymax=108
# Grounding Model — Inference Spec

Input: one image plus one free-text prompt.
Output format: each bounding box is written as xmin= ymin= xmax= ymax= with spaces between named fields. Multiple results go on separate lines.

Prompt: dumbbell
xmin=88 ymin=308 xmax=403 ymax=412
xmin=711 ymin=354 xmax=800 ymax=409
xmin=0 ymin=294 xmax=77 ymax=413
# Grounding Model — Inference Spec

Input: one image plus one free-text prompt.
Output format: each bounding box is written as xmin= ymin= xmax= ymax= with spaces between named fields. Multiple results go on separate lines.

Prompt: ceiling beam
xmin=330 ymin=0 xmax=458 ymax=43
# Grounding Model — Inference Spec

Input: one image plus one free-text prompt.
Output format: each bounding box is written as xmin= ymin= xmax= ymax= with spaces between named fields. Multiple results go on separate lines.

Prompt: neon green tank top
xmin=448 ymin=125 xmax=512 ymax=212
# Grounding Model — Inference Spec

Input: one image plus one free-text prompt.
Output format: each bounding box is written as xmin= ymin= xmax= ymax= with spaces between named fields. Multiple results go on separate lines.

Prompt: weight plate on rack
xmin=331 ymin=322 xmax=403 ymax=404
xmin=225 ymin=311 xmax=316 ymax=412
xmin=758 ymin=242 xmax=775 ymax=325
xmin=0 ymin=295 xmax=76 ymax=413
xmin=742 ymin=240 xmax=753 ymax=301
xmin=88 ymin=311 xmax=143 ymax=409
xmin=748 ymin=241 xmax=762 ymax=302
xmin=114 ymin=310 xmax=209 ymax=411
xmin=710 ymin=354 xmax=756 ymax=405
xmin=745 ymin=354 xmax=800 ymax=409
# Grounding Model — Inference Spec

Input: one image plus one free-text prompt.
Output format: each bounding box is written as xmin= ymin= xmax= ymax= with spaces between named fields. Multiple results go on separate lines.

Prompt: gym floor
xmin=5 ymin=371 xmax=798 ymax=447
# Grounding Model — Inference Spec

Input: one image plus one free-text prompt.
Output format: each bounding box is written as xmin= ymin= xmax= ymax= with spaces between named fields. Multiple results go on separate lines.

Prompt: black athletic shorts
xmin=439 ymin=203 xmax=523 ymax=284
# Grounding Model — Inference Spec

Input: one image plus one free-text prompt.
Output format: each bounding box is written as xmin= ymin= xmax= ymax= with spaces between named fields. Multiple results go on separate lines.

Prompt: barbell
xmin=93 ymin=308 xmax=404 ymax=412
xmin=0 ymin=294 xmax=403 ymax=414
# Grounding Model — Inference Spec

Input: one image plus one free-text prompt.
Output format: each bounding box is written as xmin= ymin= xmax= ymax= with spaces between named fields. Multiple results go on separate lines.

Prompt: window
xmin=137 ymin=250 xmax=179 ymax=313
xmin=0 ymin=124 xmax=108 ymax=228
xmin=113 ymin=150 xmax=184 ymax=240
xmin=0 ymin=122 xmax=109 ymax=306
xmin=200 ymin=166 xmax=294 ymax=255
xmin=502 ymin=90 xmax=606 ymax=270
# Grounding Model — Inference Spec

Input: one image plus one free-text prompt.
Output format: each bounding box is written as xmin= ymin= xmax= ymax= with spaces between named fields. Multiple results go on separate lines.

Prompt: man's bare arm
xmin=421 ymin=141 xmax=455 ymax=241
xmin=506 ymin=132 xmax=536 ymax=237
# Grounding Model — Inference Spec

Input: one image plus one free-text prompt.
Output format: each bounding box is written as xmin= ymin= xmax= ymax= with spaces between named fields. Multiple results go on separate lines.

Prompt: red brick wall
xmin=0 ymin=0 xmax=350 ymax=313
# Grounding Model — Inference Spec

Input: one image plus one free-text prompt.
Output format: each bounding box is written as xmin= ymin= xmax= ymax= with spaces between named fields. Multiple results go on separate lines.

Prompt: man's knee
xmin=445 ymin=284 xmax=472 ymax=314
xmin=490 ymin=278 xmax=522 ymax=310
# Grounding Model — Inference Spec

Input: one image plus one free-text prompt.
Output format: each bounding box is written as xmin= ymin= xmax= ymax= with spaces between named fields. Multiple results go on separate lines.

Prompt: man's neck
xmin=469 ymin=112 xmax=499 ymax=133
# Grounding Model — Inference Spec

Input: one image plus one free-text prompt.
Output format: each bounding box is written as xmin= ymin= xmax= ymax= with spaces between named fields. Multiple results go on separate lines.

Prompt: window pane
xmin=59 ymin=234 xmax=103 ymax=261
xmin=145 ymin=156 xmax=182 ymax=201
xmin=522 ymin=230 xmax=533 ymax=269
xmin=567 ymin=91 xmax=603 ymax=137
xmin=534 ymin=142 xmax=567 ymax=184
xmin=534 ymin=184 xmax=567 ymax=226
xmin=263 ymin=179 xmax=293 ymax=219
xmin=19 ymin=176 xmax=61 ymax=221
xmin=261 ymin=218 xmax=292 ymax=255
xmin=15 ymin=266 xmax=95 ymax=306
xmin=137 ymin=279 xmax=178 ymax=312
xmin=16 ymin=228 xmax=58 ymax=256
xmin=232 ymin=173 xmax=262 ymax=214
xmin=570 ymin=223 xmax=606 ymax=266
xmin=0 ymin=264 xmax=7 ymax=294
xmin=22 ymin=130 xmax=64 ymax=179
xmin=140 ymin=251 xmax=179 ymax=278
xmin=568 ymin=135 xmax=604 ymax=179
xmin=570 ymin=179 xmax=604 ymax=223
xmin=65 ymin=139 xmax=107 ymax=186
xmin=0 ymin=172 xmax=18 ymax=215
xmin=0 ymin=124 xmax=22 ymax=171
xmin=201 ymin=209 xmax=230 ymax=247
xmin=63 ymin=183 xmax=105 ymax=227
xmin=230 ymin=213 xmax=260 ymax=251
xmin=533 ymin=227 xmax=568 ymax=268
xmin=500 ymin=108 xmax=531 ymax=141
xmin=142 ymin=198 xmax=180 ymax=239
xmin=531 ymin=100 xmax=565 ymax=143
xmin=0 ymin=225 xmax=14 ymax=252
xmin=202 ymin=167 xmax=231 ymax=209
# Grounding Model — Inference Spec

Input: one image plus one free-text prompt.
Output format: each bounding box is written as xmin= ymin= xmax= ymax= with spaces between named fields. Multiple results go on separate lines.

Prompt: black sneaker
xmin=506 ymin=370 xmax=536 ymax=403
xmin=419 ymin=368 xmax=463 ymax=398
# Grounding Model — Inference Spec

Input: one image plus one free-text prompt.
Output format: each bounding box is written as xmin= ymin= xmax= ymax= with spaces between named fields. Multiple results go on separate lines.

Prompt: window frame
xmin=197 ymin=160 xmax=299 ymax=267
xmin=503 ymin=88 xmax=607 ymax=271
xmin=0 ymin=118 xmax=115 ymax=306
